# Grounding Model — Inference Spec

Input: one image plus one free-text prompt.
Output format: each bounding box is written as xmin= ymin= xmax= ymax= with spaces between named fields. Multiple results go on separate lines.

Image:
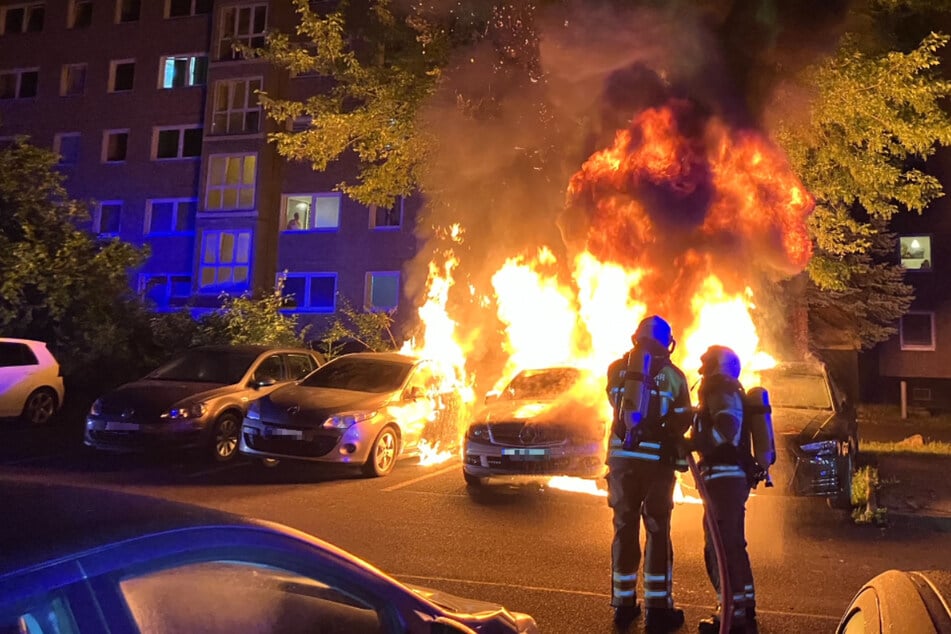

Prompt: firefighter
xmin=692 ymin=345 xmax=758 ymax=634
xmin=606 ymin=315 xmax=693 ymax=632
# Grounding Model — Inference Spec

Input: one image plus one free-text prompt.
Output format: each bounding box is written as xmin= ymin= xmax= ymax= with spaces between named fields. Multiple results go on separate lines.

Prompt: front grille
xmin=489 ymin=422 xmax=568 ymax=445
xmin=244 ymin=433 xmax=338 ymax=458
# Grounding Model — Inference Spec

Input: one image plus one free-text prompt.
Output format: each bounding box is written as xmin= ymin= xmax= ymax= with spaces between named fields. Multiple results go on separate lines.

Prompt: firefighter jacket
xmin=606 ymin=350 xmax=692 ymax=466
xmin=694 ymin=374 xmax=748 ymax=483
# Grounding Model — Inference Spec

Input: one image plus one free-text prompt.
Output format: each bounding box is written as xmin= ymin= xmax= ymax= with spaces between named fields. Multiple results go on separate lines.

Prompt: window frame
xmin=364 ymin=271 xmax=400 ymax=311
xmin=1 ymin=3 xmax=45 ymax=35
xmin=199 ymin=229 xmax=253 ymax=292
xmin=144 ymin=198 xmax=197 ymax=236
xmin=158 ymin=54 xmax=208 ymax=89
xmin=101 ymin=129 xmax=130 ymax=163
xmin=116 ymin=0 xmax=141 ymax=23
xmin=279 ymin=273 xmax=337 ymax=313
xmin=94 ymin=200 xmax=122 ymax=237
xmin=204 ymin=153 xmax=257 ymax=211
xmin=165 ymin=0 xmax=212 ymax=19
xmin=152 ymin=125 xmax=203 ymax=160
xmin=281 ymin=193 xmax=341 ymax=232
xmin=217 ymin=3 xmax=268 ymax=61
xmin=138 ymin=273 xmax=192 ymax=308
xmin=53 ymin=132 xmax=81 ymax=164
xmin=368 ymin=197 xmax=403 ymax=230
xmin=60 ymin=63 xmax=87 ymax=96
xmin=210 ymin=77 xmax=262 ymax=135
xmin=0 ymin=68 xmax=38 ymax=99
xmin=68 ymin=0 xmax=92 ymax=28
xmin=108 ymin=59 xmax=136 ymax=92
xmin=899 ymin=234 xmax=933 ymax=272
xmin=899 ymin=311 xmax=936 ymax=351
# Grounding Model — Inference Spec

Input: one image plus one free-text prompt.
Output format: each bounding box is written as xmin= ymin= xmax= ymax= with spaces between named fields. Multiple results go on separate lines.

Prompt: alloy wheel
xmin=214 ymin=415 xmax=240 ymax=461
xmin=373 ymin=429 xmax=397 ymax=475
xmin=24 ymin=390 xmax=56 ymax=425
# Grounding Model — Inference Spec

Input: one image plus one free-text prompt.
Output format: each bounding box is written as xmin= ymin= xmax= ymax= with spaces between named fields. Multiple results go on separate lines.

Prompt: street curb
xmin=886 ymin=511 xmax=951 ymax=533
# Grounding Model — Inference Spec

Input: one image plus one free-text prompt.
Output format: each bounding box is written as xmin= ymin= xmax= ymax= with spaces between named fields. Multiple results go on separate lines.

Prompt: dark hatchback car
xmin=85 ymin=345 xmax=324 ymax=462
xmin=758 ymin=360 xmax=859 ymax=509
xmin=0 ymin=480 xmax=538 ymax=633
xmin=462 ymin=367 xmax=607 ymax=487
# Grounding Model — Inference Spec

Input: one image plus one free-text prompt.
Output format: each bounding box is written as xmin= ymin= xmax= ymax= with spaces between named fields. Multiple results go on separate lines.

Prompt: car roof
xmin=0 ymin=338 xmax=50 ymax=347
xmin=188 ymin=344 xmax=308 ymax=354
xmin=0 ymin=479 xmax=259 ymax=575
xmin=334 ymin=351 xmax=421 ymax=365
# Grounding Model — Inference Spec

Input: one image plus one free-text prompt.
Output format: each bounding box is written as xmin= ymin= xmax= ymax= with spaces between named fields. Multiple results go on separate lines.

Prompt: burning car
xmin=462 ymin=367 xmax=607 ymax=487
xmin=757 ymin=360 xmax=858 ymax=509
xmin=239 ymin=352 xmax=462 ymax=477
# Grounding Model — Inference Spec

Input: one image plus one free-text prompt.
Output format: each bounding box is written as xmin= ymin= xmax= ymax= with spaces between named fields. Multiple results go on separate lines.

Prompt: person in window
xmin=919 ymin=259 xmax=931 ymax=270
xmin=286 ymin=212 xmax=302 ymax=231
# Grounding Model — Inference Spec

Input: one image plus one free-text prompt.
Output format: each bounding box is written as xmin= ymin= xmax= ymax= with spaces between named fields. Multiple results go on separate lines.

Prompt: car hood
xmin=475 ymin=398 xmax=605 ymax=436
xmin=259 ymin=385 xmax=393 ymax=425
xmin=98 ymin=380 xmax=235 ymax=417
xmin=407 ymin=583 xmax=536 ymax=633
xmin=772 ymin=406 xmax=835 ymax=442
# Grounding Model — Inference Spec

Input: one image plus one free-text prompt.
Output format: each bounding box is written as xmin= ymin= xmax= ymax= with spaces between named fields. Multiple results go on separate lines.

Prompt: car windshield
xmin=300 ymin=357 xmax=412 ymax=393
xmin=760 ymin=372 xmax=833 ymax=410
xmin=146 ymin=349 xmax=260 ymax=385
xmin=503 ymin=368 xmax=583 ymax=400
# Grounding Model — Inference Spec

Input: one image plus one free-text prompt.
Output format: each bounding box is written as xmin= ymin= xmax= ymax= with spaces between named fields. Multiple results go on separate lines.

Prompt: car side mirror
xmin=484 ymin=391 xmax=500 ymax=405
xmin=251 ymin=377 xmax=277 ymax=390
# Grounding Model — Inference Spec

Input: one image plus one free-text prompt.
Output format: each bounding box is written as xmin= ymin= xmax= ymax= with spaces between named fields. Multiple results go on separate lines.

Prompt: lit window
xmin=281 ymin=193 xmax=340 ymax=231
xmin=159 ymin=54 xmax=207 ymax=89
xmin=369 ymin=198 xmax=403 ymax=229
xmin=899 ymin=235 xmax=932 ymax=271
xmin=2 ymin=3 xmax=45 ymax=34
xmin=200 ymin=230 xmax=252 ymax=290
xmin=68 ymin=0 xmax=92 ymax=28
xmin=365 ymin=271 xmax=399 ymax=311
xmin=205 ymin=154 xmax=257 ymax=210
xmin=117 ymin=0 xmax=140 ymax=23
xmin=280 ymin=273 xmax=337 ymax=312
xmin=102 ymin=130 xmax=129 ymax=162
xmin=218 ymin=4 xmax=267 ymax=60
xmin=95 ymin=201 xmax=122 ymax=236
xmin=0 ymin=69 xmax=38 ymax=99
xmin=153 ymin=126 xmax=203 ymax=159
xmin=900 ymin=312 xmax=935 ymax=351
xmin=109 ymin=60 xmax=135 ymax=92
xmin=145 ymin=199 xmax=197 ymax=234
xmin=60 ymin=63 xmax=86 ymax=96
xmin=167 ymin=0 xmax=212 ymax=18
xmin=53 ymin=132 xmax=80 ymax=164
xmin=211 ymin=78 xmax=262 ymax=135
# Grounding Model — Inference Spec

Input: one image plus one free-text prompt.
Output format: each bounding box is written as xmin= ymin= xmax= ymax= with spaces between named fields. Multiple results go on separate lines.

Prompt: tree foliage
xmin=315 ymin=296 xmax=398 ymax=359
xmin=0 ymin=139 xmax=149 ymax=373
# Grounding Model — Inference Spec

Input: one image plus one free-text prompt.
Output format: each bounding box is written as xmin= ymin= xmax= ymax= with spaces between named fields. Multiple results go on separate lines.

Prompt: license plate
xmin=105 ymin=421 xmax=139 ymax=431
xmin=266 ymin=427 xmax=303 ymax=439
xmin=502 ymin=448 xmax=549 ymax=459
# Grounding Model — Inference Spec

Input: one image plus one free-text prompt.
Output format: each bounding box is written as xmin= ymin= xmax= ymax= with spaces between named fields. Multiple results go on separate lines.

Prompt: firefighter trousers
xmin=607 ymin=458 xmax=676 ymax=609
xmin=702 ymin=473 xmax=755 ymax=625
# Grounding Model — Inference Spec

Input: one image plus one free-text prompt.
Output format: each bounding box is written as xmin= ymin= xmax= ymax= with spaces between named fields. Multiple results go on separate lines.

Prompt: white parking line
xmin=382 ymin=462 xmax=459 ymax=492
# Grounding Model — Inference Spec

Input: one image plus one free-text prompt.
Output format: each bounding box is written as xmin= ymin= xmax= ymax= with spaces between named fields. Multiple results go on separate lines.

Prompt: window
xmin=200 ymin=230 xmax=252 ymax=290
xmin=159 ymin=54 xmax=207 ymax=88
xmin=281 ymin=273 xmax=336 ymax=312
xmin=205 ymin=154 xmax=256 ymax=210
xmin=211 ymin=78 xmax=261 ymax=135
xmin=286 ymin=353 xmax=317 ymax=379
xmin=68 ymin=0 xmax=92 ymax=28
xmin=369 ymin=198 xmax=403 ymax=229
xmin=900 ymin=312 xmax=935 ymax=351
xmin=282 ymin=194 xmax=340 ymax=231
xmin=94 ymin=201 xmax=122 ymax=236
xmin=117 ymin=0 xmax=141 ymax=22
xmin=167 ymin=0 xmax=212 ymax=18
xmin=139 ymin=274 xmax=191 ymax=308
xmin=153 ymin=126 xmax=203 ymax=159
xmin=251 ymin=355 xmax=285 ymax=383
xmin=53 ymin=132 xmax=80 ymax=164
xmin=109 ymin=60 xmax=135 ymax=92
xmin=912 ymin=387 xmax=932 ymax=401
xmin=1 ymin=3 xmax=45 ymax=34
xmin=900 ymin=235 xmax=932 ymax=271
xmin=0 ymin=341 xmax=38 ymax=366
xmin=218 ymin=4 xmax=267 ymax=60
xmin=0 ymin=68 xmax=38 ymax=99
xmin=145 ymin=199 xmax=197 ymax=234
xmin=365 ymin=271 xmax=399 ymax=311
xmin=102 ymin=130 xmax=129 ymax=162
xmin=286 ymin=115 xmax=312 ymax=132
xmin=60 ymin=63 xmax=86 ymax=96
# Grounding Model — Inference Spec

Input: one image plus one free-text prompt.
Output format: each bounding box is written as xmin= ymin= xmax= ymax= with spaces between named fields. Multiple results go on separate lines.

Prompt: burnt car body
xmin=757 ymin=361 xmax=859 ymax=508
xmin=462 ymin=367 xmax=607 ymax=486
xmin=0 ymin=480 xmax=538 ymax=634
xmin=85 ymin=345 xmax=324 ymax=462
xmin=836 ymin=569 xmax=951 ymax=633
xmin=239 ymin=352 xmax=461 ymax=477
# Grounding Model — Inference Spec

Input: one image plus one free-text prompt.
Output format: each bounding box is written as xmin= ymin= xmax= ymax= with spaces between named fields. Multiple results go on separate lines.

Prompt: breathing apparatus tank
xmin=744 ymin=386 xmax=775 ymax=487
xmin=619 ymin=346 xmax=653 ymax=450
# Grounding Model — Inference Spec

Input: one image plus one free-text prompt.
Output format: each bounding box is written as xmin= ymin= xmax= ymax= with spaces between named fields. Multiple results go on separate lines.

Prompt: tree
xmin=315 ymin=296 xmax=398 ymax=359
xmin=0 ymin=139 xmax=149 ymax=375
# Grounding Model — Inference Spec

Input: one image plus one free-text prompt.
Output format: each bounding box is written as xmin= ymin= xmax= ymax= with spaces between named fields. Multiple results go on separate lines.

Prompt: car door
xmin=398 ymin=363 xmax=451 ymax=450
xmin=284 ymin=352 xmax=320 ymax=381
xmin=0 ymin=342 xmax=39 ymax=417
xmin=246 ymin=353 xmax=290 ymax=399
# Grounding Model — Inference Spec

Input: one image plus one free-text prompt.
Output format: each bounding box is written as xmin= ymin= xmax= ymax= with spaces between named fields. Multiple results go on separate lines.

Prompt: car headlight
xmin=89 ymin=398 xmax=103 ymax=416
xmin=466 ymin=423 xmax=490 ymax=441
xmin=161 ymin=402 xmax=207 ymax=420
xmin=322 ymin=411 xmax=376 ymax=430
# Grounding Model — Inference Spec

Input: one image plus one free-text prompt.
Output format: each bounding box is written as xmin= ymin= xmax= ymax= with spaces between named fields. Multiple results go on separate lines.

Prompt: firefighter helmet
xmin=699 ymin=345 xmax=741 ymax=379
xmin=633 ymin=315 xmax=673 ymax=349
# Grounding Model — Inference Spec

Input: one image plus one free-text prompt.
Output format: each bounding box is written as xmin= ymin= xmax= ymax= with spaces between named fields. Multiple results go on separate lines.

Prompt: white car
xmin=0 ymin=338 xmax=65 ymax=425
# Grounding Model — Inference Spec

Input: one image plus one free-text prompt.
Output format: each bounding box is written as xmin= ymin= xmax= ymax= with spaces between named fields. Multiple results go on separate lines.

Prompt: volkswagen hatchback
xmin=0 ymin=338 xmax=65 ymax=425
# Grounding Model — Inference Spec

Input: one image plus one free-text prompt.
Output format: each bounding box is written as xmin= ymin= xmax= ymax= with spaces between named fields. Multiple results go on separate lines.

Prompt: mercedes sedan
xmin=240 ymin=352 xmax=462 ymax=477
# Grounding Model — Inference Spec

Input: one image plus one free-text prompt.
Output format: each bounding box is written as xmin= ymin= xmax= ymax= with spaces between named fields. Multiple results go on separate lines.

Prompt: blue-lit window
xmin=369 ymin=197 xmax=403 ymax=230
xmin=145 ymin=199 xmax=196 ymax=235
xmin=53 ymin=132 xmax=80 ymax=164
xmin=206 ymin=153 xmax=256 ymax=210
xmin=153 ymin=125 xmax=202 ymax=160
xmin=0 ymin=68 xmax=38 ymax=99
xmin=139 ymin=274 xmax=191 ymax=308
xmin=280 ymin=273 xmax=336 ymax=312
xmin=365 ymin=271 xmax=399 ymax=311
xmin=199 ymin=230 xmax=251 ymax=291
xmin=159 ymin=54 xmax=207 ymax=89
xmin=218 ymin=4 xmax=267 ymax=60
xmin=95 ymin=201 xmax=122 ymax=236
xmin=281 ymin=193 xmax=340 ymax=231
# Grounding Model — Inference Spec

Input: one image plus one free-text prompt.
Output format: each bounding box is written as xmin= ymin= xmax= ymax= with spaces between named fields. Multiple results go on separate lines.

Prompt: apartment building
xmin=0 ymin=0 xmax=416 ymax=338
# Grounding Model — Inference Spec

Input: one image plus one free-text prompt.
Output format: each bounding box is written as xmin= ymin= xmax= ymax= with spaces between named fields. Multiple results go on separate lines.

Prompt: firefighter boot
xmin=613 ymin=604 xmax=641 ymax=630
xmin=645 ymin=607 xmax=684 ymax=633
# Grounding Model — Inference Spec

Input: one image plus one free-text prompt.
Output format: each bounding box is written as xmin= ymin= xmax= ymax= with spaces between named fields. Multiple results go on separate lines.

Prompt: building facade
xmin=0 ymin=0 xmax=416 ymax=340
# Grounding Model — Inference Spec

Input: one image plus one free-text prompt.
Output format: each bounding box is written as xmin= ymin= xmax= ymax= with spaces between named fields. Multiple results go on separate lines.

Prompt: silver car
xmin=240 ymin=352 xmax=461 ymax=477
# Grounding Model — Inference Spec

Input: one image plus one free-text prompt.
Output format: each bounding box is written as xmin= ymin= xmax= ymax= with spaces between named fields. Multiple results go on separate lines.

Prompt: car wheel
xmin=828 ymin=442 xmax=856 ymax=510
xmin=463 ymin=471 xmax=483 ymax=487
xmin=21 ymin=388 xmax=57 ymax=425
xmin=211 ymin=413 xmax=241 ymax=462
xmin=362 ymin=426 xmax=399 ymax=477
